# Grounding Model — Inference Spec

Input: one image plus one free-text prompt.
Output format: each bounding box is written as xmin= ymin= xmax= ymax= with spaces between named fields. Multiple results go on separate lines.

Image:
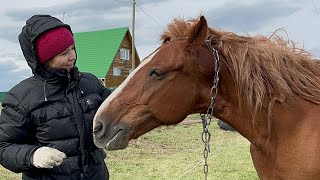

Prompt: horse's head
xmin=93 ymin=16 xmax=219 ymax=150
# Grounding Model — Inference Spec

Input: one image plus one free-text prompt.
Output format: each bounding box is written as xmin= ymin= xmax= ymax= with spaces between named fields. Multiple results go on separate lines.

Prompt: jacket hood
xmin=19 ymin=15 xmax=73 ymax=75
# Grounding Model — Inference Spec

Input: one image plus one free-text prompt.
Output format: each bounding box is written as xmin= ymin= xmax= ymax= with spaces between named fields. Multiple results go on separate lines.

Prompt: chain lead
xmin=200 ymin=38 xmax=220 ymax=180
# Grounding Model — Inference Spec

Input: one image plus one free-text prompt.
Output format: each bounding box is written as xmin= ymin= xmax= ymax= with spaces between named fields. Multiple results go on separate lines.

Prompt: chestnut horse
xmin=93 ymin=16 xmax=320 ymax=179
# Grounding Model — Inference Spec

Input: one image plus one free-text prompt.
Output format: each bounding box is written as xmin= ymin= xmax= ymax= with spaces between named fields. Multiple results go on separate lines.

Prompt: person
xmin=0 ymin=15 xmax=111 ymax=179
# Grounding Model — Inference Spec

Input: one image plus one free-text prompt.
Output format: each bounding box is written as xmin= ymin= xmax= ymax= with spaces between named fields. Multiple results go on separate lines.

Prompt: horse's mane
xmin=161 ymin=18 xmax=320 ymax=122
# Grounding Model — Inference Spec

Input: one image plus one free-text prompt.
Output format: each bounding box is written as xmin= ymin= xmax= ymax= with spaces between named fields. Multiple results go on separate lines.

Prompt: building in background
xmin=74 ymin=27 xmax=140 ymax=89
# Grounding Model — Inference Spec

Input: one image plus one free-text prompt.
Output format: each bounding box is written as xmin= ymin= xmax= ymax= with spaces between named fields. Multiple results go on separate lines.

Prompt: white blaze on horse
xmin=93 ymin=16 xmax=320 ymax=179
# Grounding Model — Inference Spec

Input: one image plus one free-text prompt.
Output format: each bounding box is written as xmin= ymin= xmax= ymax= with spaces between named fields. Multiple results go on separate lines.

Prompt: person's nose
xmin=69 ymin=50 xmax=76 ymax=61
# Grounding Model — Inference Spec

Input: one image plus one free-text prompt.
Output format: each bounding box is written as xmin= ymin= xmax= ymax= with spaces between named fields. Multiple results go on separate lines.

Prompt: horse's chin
xmin=104 ymin=130 xmax=129 ymax=151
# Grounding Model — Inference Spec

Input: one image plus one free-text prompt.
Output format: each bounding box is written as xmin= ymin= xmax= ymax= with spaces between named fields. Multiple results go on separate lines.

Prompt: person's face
xmin=47 ymin=45 xmax=76 ymax=72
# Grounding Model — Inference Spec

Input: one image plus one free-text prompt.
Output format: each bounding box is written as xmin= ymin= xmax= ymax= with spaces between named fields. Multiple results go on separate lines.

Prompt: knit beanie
xmin=35 ymin=27 xmax=75 ymax=64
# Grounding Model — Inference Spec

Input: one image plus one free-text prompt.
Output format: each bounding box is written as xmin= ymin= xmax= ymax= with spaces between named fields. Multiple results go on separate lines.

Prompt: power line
xmin=113 ymin=0 xmax=164 ymax=30
xmin=311 ymin=0 xmax=320 ymax=16
xmin=135 ymin=2 xmax=165 ymax=30
xmin=113 ymin=0 xmax=131 ymax=4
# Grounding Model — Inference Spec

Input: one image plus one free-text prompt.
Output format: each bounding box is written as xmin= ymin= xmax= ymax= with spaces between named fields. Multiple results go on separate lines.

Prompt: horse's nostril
xmin=94 ymin=121 xmax=103 ymax=133
xmin=93 ymin=119 xmax=107 ymax=140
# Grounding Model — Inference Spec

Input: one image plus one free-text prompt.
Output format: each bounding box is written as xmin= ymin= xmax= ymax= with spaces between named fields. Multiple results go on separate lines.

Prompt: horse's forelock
xmin=160 ymin=18 xmax=199 ymax=43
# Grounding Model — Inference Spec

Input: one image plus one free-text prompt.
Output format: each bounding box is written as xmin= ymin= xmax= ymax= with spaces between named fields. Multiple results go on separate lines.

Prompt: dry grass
xmin=106 ymin=120 xmax=258 ymax=179
xmin=0 ymin=118 xmax=258 ymax=179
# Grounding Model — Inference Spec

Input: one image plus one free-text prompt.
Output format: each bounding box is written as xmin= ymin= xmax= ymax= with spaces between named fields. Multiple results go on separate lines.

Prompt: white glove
xmin=32 ymin=147 xmax=67 ymax=168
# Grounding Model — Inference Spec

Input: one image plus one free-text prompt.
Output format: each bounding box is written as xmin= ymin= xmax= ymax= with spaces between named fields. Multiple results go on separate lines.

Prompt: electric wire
xmin=135 ymin=2 xmax=165 ymax=30
xmin=311 ymin=0 xmax=320 ymax=16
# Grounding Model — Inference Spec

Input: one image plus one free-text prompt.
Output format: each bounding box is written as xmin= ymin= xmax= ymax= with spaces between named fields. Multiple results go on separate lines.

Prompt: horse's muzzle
xmin=93 ymin=117 xmax=129 ymax=150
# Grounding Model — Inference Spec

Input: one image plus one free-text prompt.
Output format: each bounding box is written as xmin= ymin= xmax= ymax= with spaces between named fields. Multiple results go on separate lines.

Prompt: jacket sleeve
xmin=0 ymin=93 xmax=38 ymax=173
xmin=96 ymin=78 xmax=111 ymax=101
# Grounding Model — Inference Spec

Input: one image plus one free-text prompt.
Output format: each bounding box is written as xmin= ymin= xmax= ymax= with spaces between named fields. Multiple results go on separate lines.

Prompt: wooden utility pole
xmin=62 ymin=12 xmax=65 ymax=22
xmin=131 ymin=0 xmax=136 ymax=70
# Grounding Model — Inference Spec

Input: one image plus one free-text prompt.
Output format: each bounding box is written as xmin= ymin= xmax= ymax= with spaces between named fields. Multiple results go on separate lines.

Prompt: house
xmin=74 ymin=27 xmax=140 ymax=88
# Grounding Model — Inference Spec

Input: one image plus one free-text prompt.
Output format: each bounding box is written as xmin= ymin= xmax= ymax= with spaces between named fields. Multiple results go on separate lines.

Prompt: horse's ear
xmin=188 ymin=16 xmax=208 ymax=46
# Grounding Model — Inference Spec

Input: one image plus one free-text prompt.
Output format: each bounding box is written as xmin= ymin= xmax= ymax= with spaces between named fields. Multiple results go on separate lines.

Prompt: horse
xmin=93 ymin=16 xmax=320 ymax=179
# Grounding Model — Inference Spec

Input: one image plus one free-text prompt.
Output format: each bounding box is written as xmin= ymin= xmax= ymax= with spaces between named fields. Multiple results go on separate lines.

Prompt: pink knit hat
xmin=35 ymin=27 xmax=75 ymax=64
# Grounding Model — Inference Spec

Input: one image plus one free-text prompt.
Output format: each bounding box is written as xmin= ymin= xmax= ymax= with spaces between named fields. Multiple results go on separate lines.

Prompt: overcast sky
xmin=0 ymin=0 xmax=320 ymax=91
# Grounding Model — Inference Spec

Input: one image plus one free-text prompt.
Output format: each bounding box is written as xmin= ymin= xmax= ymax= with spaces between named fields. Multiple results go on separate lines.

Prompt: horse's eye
xmin=149 ymin=69 xmax=164 ymax=79
xmin=162 ymin=37 xmax=171 ymax=44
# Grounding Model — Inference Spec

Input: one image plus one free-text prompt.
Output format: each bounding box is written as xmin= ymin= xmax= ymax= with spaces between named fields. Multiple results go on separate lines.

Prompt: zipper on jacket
xmin=66 ymin=72 xmax=71 ymax=96
xmin=43 ymin=80 xmax=48 ymax=101
xmin=67 ymin=72 xmax=71 ymax=85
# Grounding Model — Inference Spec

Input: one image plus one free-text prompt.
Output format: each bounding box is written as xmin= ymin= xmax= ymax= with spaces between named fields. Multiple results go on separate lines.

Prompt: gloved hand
xmin=32 ymin=147 xmax=67 ymax=168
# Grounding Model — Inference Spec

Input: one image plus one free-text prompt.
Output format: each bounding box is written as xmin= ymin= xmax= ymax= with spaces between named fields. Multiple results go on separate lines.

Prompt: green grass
xmin=0 ymin=121 xmax=258 ymax=180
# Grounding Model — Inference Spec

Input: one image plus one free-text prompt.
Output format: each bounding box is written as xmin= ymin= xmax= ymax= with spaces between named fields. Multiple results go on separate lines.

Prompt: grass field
xmin=0 ymin=118 xmax=258 ymax=180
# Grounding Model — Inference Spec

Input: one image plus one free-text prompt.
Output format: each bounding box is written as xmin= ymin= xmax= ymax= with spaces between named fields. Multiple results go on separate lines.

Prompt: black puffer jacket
xmin=0 ymin=15 xmax=111 ymax=180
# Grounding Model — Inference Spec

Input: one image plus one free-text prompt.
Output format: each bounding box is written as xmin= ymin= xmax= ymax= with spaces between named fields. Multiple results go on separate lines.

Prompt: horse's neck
xmin=214 ymin=64 xmax=270 ymax=150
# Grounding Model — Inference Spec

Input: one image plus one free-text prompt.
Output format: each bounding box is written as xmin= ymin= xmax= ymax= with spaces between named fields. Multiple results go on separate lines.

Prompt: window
xmin=120 ymin=48 xmax=130 ymax=60
xmin=113 ymin=67 xmax=121 ymax=76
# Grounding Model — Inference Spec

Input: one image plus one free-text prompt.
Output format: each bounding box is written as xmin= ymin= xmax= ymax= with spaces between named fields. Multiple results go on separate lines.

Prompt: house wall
xmin=104 ymin=32 xmax=140 ymax=88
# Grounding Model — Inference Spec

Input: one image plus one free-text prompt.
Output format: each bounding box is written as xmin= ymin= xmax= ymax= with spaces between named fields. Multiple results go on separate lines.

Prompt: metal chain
xmin=200 ymin=38 xmax=221 ymax=180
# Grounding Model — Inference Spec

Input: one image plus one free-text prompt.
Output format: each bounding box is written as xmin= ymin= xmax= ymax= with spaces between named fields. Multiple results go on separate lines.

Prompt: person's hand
xmin=32 ymin=147 xmax=66 ymax=168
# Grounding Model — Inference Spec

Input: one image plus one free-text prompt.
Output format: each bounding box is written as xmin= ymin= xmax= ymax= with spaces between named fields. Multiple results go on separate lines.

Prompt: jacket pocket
xmin=50 ymin=156 xmax=80 ymax=175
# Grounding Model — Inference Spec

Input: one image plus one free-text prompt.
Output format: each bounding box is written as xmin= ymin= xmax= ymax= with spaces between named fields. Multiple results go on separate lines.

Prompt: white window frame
xmin=113 ymin=67 xmax=121 ymax=76
xmin=120 ymin=48 xmax=130 ymax=61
